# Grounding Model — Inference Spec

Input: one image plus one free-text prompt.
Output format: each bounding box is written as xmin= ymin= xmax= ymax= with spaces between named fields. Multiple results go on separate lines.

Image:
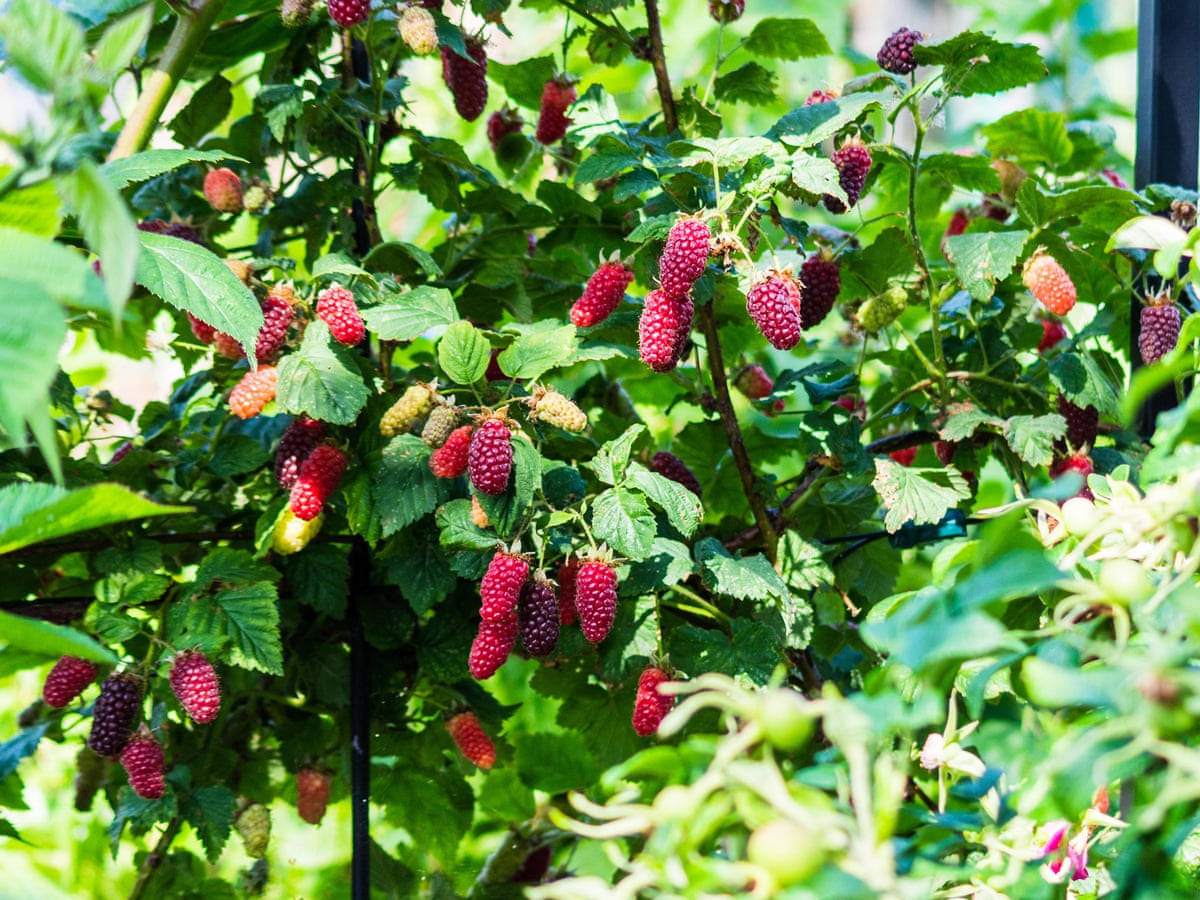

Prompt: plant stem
xmin=903 ymin=106 xmax=947 ymax=402
xmin=698 ymin=303 xmax=778 ymax=563
xmin=128 ymin=814 xmax=183 ymax=900
xmin=109 ymin=0 xmax=229 ymax=160
xmin=641 ymin=0 xmax=677 ymax=133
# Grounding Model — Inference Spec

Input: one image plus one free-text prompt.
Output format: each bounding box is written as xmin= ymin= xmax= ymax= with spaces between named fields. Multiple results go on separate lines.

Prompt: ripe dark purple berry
xmin=823 ymin=139 xmax=872 ymax=214
xmin=518 ymin=575 xmax=559 ymax=657
xmin=649 ymin=451 xmax=702 ymax=497
xmin=88 ymin=674 xmax=141 ymax=757
xmin=1139 ymin=302 xmax=1181 ymax=364
xmin=877 ymin=27 xmax=923 ymax=75
xmin=798 ymin=253 xmax=841 ymax=329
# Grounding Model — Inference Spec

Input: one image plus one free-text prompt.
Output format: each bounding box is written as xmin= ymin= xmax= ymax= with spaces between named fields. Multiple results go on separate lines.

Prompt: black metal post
xmin=1133 ymin=0 xmax=1199 ymax=434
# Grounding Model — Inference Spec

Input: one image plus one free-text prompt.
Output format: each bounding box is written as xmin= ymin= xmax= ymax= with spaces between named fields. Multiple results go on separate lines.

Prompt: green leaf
xmin=939 ymin=405 xmax=1002 ymax=441
xmin=137 ymin=231 xmax=262 ymax=359
xmin=770 ymin=90 xmax=897 ymax=147
xmin=208 ymin=433 xmax=270 ymax=477
xmin=0 ymin=0 xmax=84 ymax=93
xmin=183 ymin=786 xmax=236 ymax=862
xmin=275 ymin=320 xmax=370 ymax=425
xmin=514 ymin=731 xmax=600 ymax=794
xmin=914 ymin=32 xmax=1046 ymax=96
xmin=843 ymin=226 xmax=917 ymax=295
xmin=575 ymin=148 xmax=643 ymax=184
xmin=0 ymin=226 xmax=108 ymax=307
xmin=1021 ymin=656 xmax=1124 ymax=710
xmin=872 ymin=460 xmax=971 ymax=533
xmin=668 ymin=622 xmax=781 ymax=686
xmin=944 ymin=230 xmax=1031 ymax=302
xmin=0 ymin=174 xmax=61 ymax=236
xmin=497 ymin=325 xmax=577 ymax=380
xmin=1003 ymin=414 xmax=1067 ymax=466
xmin=713 ymin=62 xmax=778 ymax=106
xmin=381 ymin=535 xmax=455 ymax=614
xmin=789 ymin=152 xmax=844 ymax=202
xmin=0 ymin=722 xmax=50 ymax=781
xmin=436 ymin=499 xmax=498 ymax=551
xmin=743 ymin=17 xmax=830 ymax=60
xmin=0 ymin=482 xmax=187 ymax=555
xmin=196 ymin=547 xmax=279 ymax=588
xmin=374 ymin=435 xmax=451 ymax=537
xmin=627 ymin=464 xmax=701 ymax=538
xmin=488 ymin=54 xmax=557 ymax=110
xmin=102 ymin=149 xmax=238 ymax=190
xmin=312 ymin=253 xmax=370 ymax=282
xmin=1106 ymin=214 xmax=1188 ymax=253
xmin=586 ymin=424 xmax=644 ymax=486
xmin=919 ymin=153 xmax=1002 ymax=193
xmin=0 ymin=281 xmax=65 ymax=470
xmin=169 ymin=76 xmax=233 ymax=147
xmin=695 ymin=538 xmax=791 ymax=603
xmin=981 ymin=109 xmax=1073 ymax=168
xmin=362 ymin=241 xmax=442 ymax=279
xmin=281 ymin=544 xmax=349 ymax=618
xmin=437 ymin=320 xmax=491 ymax=384
xmin=0 ymin=612 xmax=118 ymax=664
xmin=90 ymin=5 xmax=152 ymax=79
xmin=360 ymin=286 xmax=458 ymax=340
xmin=1049 ymin=353 xmax=1121 ymax=421
xmin=591 ymin=488 xmax=656 ymax=561
xmin=215 ymin=584 xmax=283 ymax=674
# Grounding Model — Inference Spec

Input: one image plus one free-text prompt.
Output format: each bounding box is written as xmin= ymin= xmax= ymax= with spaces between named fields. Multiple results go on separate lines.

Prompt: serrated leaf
xmin=438 ymin=320 xmax=491 ymax=384
xmin=362 ymin=241 xmax=442 ymax=278
xmin=514 ymin=731 xmax=600 ymax=794
xmin=0 ymin=0 xmax=84 ymax=93
xmin=919 ymin=153 xmax=1002 ymax=192
xmin=312 ymin=253 xmax=370 ymax=281
xmin=714 ymin=61 xmax=778 ymax=106
xmin=184 ymin=786 xmax=236 ymax=862
xmin=281 ymin=544 xmax=349 ymax=617
xmin=1003 ymin=414 xmax=1067 ymax=466
xmin=627 ymin=463 xmax=701 ymax=537
xmin=1106 ymin=214 xmax=1189 ymax=253
xmin=981 ymin=108 xmax=1073 ymax=168
xmin=137 ymin=231 xmax=262 ymax=358
xmin=668 ymin=622 xmax=781 ymax=685
xmin=488 ymin=54 xmax=557 ymax=110
xmin=0 ymin=175 xmax=60 ymax=236
xmin=169 ymin=76 xmax=233 ymax=147
xmin=0 ymin=282 xmax=65 ymax=469
xmin=695 ymin=538 xmax=790 ymax=602
xmin=789 ymin=152 xmax=844 ymax=201
xmin=944 ymin=230 xmax=1031 ymax=302
xmin=102 ymin=149 xmax=239 ymax=190
xmin=436 ymin=499 xmax=497 ymax=551
xmin=743 ymin=17 xmax=830 ymax=60
xmin=381 ymin=533 xmax=455 ymax=614
xmin=915 ymin=32 xmax=1046 ymax=96
xmin=360 ymin=286 xmax=458 ymax=340
xmin=1048 ymin=353 xmax=1120 ymax=421
xmin=586 ymin=424 xmax=644 ymax=486
xmin=374 ymin=434 xmax=450 ymax=537
xmin=939 ymin=406 xmax=1001 ymax=442
xmin=497 ymin=325 xmax=577 ymax=380
xmin=591 ymin=488 xmax=656 ymax=561
xmin=872 ymin=459 xmax=971 ymax=534
xmin=196 ymin=547 xmax=279 ymax=587
xmin=275 ymin=320 xmax=369 ymax=425
xmin=770 ymin=90 xmax=897 ymax=147
xmin=215 ymin=583 xmax=282 ymax=674
xmin=0 ymin=722 xmax=49 ymax=781
xmin=91 ymin=5 xmax=152 ymax=79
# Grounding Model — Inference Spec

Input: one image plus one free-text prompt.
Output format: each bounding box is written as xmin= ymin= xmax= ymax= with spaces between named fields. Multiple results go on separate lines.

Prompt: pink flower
xmin=919 ymin=733 xmax=944 ymax=770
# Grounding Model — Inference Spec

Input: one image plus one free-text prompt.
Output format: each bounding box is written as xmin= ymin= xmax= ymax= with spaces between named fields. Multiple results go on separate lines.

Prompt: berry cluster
xmin=823 ymin=139 xmax=872 ymax=214
xmin=570 ymin=260 xmax=634 ymax=327
xmin=204 ymin=168 xmax=243 ymax=213
xmin=380 ymin=383 xmax=434 ymax=437
xmin=295 ymin=768 xmax=332 ymax=825
xmin=398 ymin=4 xmax=438 ymax=55
xmin=1139 ymin=300 xmax=1181 ymax=364
xmin=632 ymin=666 xmax=675 ymax=737
xmin=447 ymin=711 xmax=496 ymax=769
xmin=289 ymin=444 xmax=347 ymax=520
xmin=487 ymin=108 xmax=524 ymax=152
xmin=650 ymin=451 xmax=702 ymax=497
xmin=468 ymin=417 xmax=513 ymax=494
xmin=169 ymin=651 xmax=221 ymax=724
xmin=228 ymin=365 xmax=278 ymax=419
xmin=746 ymin=273 xmax=802 ymax=350
xmin=316 ymin=284 xmax=366 ymax=345
xmin=535 ymin=77 xmax=576 ymax=145
xmin=529 ymin=386 xmax=587 ymax=432
xmin=1023 ymin=251 xmax=1076 ymax=316
xmin=430 ymin=425 xmax=473 ymax=477
xmin=442 ymin=39 xmax=488 ymax=122
xmin=877 ymin=27 xmax=923 ymax=75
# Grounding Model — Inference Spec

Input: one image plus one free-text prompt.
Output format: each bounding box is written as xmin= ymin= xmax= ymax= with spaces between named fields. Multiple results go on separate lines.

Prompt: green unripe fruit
xmin=1098 ymin=559 xmax=1154 ymax=606
xmin=652 ymin=785 xmax=697 ymax=822
xmin=746 ymin=819 xmax=823 ymax=885
xmin=1060 ymin=497 xmax=1099 ymax=537
xmin=758 ymin=689 xmax=813 ymax=752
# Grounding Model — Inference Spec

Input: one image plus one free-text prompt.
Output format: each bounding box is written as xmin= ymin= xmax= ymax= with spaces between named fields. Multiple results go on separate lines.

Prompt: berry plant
xmin=0 ymin=0 xmax=1199 ymax=897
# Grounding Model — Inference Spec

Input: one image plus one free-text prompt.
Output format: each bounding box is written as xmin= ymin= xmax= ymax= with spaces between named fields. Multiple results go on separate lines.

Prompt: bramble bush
xmin=1 ymin=0 xmax=1199 ymax=896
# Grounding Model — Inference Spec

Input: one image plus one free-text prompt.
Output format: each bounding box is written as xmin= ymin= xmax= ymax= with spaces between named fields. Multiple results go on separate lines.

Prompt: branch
xmin=641 ymin=0 xmax=677 ymax=133
xmin=4 ymin=529 xmax=355 ymax=560
xmin=109 ymin=0 xmax=229 ymax=160
xmin=128 ymin=814 xmax=183 ymax=900
xmin=698 ymin=303 xmax=778 ymax=563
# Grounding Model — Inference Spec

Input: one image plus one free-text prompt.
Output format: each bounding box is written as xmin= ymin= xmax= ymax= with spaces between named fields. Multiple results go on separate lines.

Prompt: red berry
xmin=295 ymin=768 xmax=332 ymax=824
xmin=570 ymin=261 xmax=635 ymax=327
xmin=798 ymin=254 xmax=841 ymax=329
xmin=139 ymin=219 xmax=204 ymax=245
xmin=632 ymin=666 xmax=674 ymax=736
xmin=823 ymin=139 xmax=872 ymax=213
xmin=328 ymin=0 xmax=368 ymax=26
xmin=1050 ymin=452 xmax=1094 ymax=499
xmin=535 ymin=78 xmax=576 ymax=144
xmin=707 ymin=0 xmax=743 ymax=22
xmin=658 ymin=217 xmax=711 ymax=300
xmin=480 ymin=551 xmax=530 ymax=623
xmin=120 ymin=732 xmax=166 ymax=799
xmin=429 ymin=425 xmax=473 ymax=478
xmin=1139 ymin=303 xmax=1181 ymax=364
xmin=487 ymin=108 xmax=523 ymax=152
xmin=212 ymin=330 xmax=244 ymax=360
xmin=43 ymin=656 xmax=97 ymax=708
xmin=835 ymin=395 xmax=864 ymax=415
xmin=468 ymin=418 xmax=513 ymax=494
xmin=734 ymin=364 xmax=773 ymax=400
xmin=1058 ymin=395 xmax=1099 ymax=450
xmin=203 ymin=168 xmax=243 ymax=213
xmin=556 ymin=558 xmax=580 ymax=625
xmin=469 ymin=613 xmax=518 ymax=679
xmin=88 ymin=674 xmax=141 ymax=757
xmin=1101 ymin=169 xmax=1129 ymax=189
xmin=441 ymin=39 xmax=488 ymax=122
xmin=485 ymin=348 xmax=508 ymax=382
xmin=889 ymin=446 xmax=918 ymax=466
xmin=189 ymin=313 xmax=217 ymax=344
xmin=316 ymin=284 xmax=366 ymax=346
xmin=1022 ymin=252 xmax=1076 ymax=316
xmin=110 ymin=441 xmax=133 ymax=464
xmin=254 ymin=291 xmax=294 ymax=363
xmin=803 ymin=88 xmax=836 ymax=106
xmin=746 ymin=274 xmax=803 ymax=350
xmin=649 ymin=451 xmax=702 ymax=497
xmin=289 ymin=444 xmax=347 ymax=521
xmin=639 ymin=289 xmax=690 ymax=372
xmin=934 ymin=440 xmax=956 ymax=466
xmin=228 ymin=366 xmax=278 ymax=419
xmin=1037 ymin=319 xmax=1067 ymax=354
xmin=575 ymin=560 xmax=618 ymax=644
xmin=169 ymin=651 xmax=221 ymax=724
xmin=275 ymin=416 xmax=326 ymax=488
xmin=446 ymin=712 xmax=495 ymax=768
xmin=672 ymin=295 xmax=694 ymax=364
xmin=518 ymin=575 xmax=559 ymax=657
xmin=877 ymin=27 xmax=923 ymax=75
